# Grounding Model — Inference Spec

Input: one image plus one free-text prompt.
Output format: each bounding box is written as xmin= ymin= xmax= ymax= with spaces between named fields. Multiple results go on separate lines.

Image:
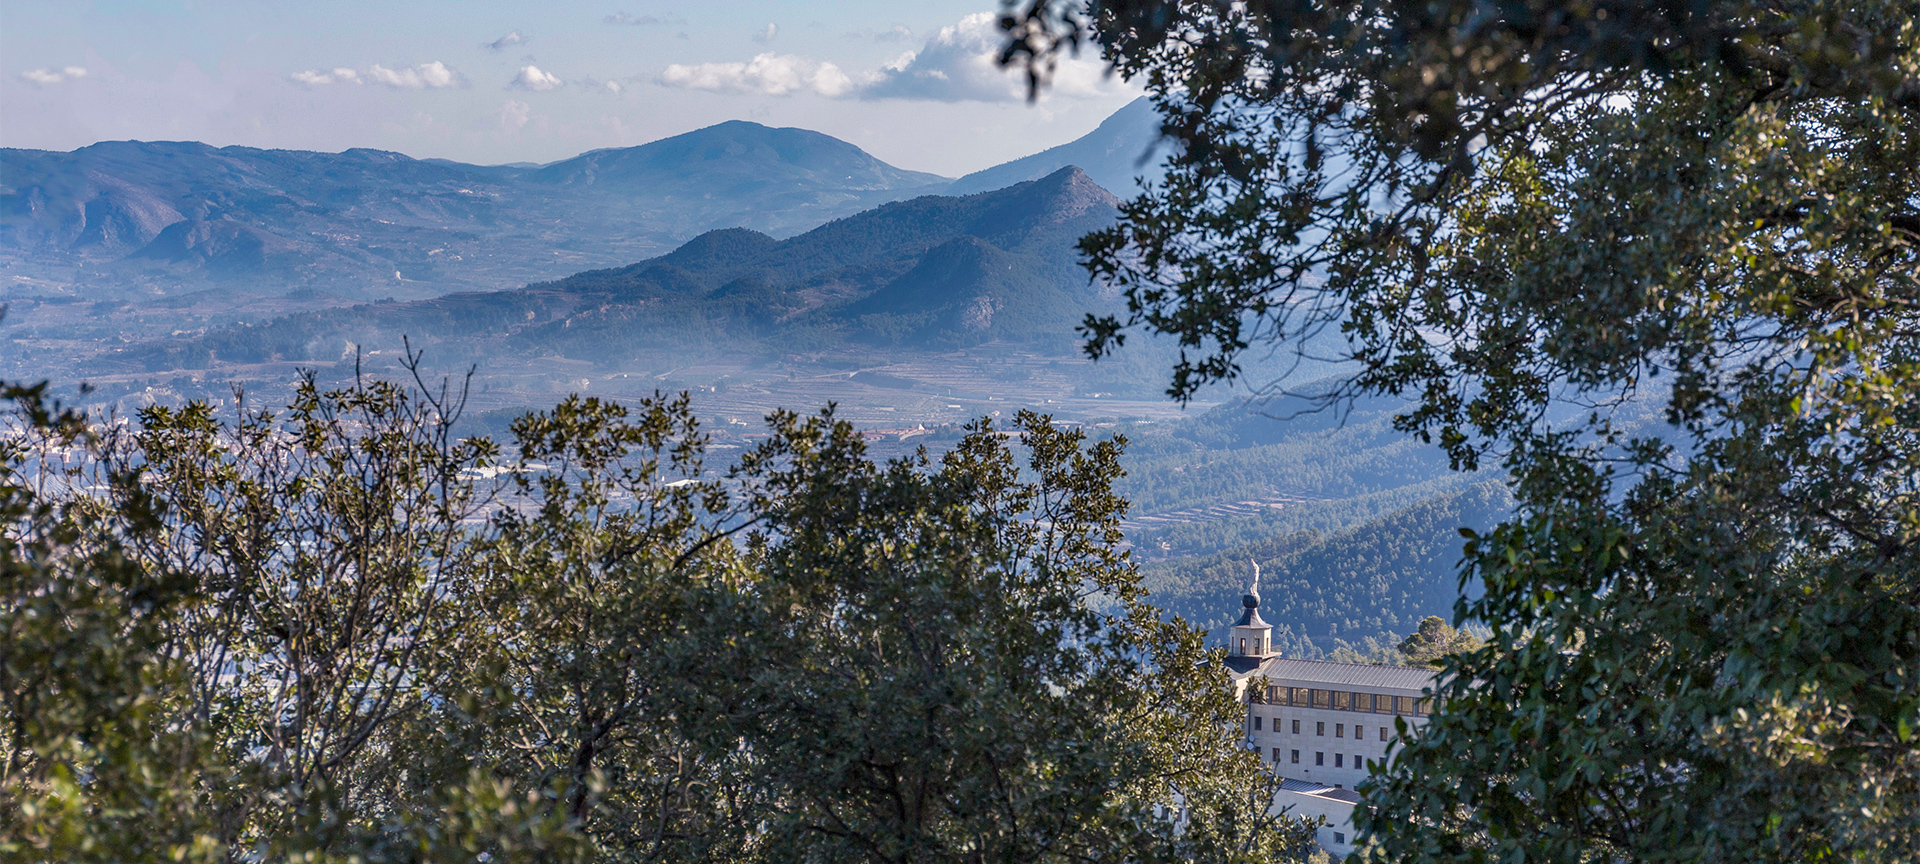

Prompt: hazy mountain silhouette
xmin=946 ymin=97 xmax=1169 ymax=197
xmin=0 ymin=123 xmax=949 ymax=298
xmin=111 ymin=167 xmax=1121 ymax=371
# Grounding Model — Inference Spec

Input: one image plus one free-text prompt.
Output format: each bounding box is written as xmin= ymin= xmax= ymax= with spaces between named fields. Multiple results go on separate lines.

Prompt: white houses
xmin=1220 ymin=564 xmax=1440 ymax=856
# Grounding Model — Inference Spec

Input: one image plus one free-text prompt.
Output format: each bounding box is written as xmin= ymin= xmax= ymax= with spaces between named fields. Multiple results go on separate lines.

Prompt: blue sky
xmin=1 ymin=0 xmax=1140 ymax=176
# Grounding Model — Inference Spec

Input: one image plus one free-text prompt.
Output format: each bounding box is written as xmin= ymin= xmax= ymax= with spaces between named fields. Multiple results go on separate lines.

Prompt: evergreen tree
xmin=1004 ymin=0 xmax=1920 ymax=859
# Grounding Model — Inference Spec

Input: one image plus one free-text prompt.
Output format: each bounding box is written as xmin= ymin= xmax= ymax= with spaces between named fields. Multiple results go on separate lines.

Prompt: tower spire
xmin=1231 ymin=559 xmax=1273 ymax=657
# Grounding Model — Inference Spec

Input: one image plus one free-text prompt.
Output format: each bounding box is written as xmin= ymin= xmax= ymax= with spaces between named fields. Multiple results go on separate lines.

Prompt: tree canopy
xmin=1004 ymin=0 xmax=1920 ymax=860
xmin=1 ymin=371 xmax=1321 ymax=863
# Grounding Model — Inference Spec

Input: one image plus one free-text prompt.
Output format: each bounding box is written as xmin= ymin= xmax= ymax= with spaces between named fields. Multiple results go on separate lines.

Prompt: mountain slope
xmin=1141 ymin=481 xmax=1511 ymax=647
xmin=946 ymin=97 xmax=1169 ymax=197
xmin=109 ymin=167 xmax=1121 ymax=371
xmin=0 ymin=123 xmax=949 ymax=298
xmin=532 ymin=121 xmax=943 ymax=193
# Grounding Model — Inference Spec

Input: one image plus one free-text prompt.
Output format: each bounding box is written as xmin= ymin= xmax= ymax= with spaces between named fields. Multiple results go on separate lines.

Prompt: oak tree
xmin=1004 ymin=0 xmax=1920 ymax=859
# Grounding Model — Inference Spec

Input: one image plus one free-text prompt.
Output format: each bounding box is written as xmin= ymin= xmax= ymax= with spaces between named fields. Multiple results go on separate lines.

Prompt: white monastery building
xmin=1221 ymin=562 xmax=1440 ymax=857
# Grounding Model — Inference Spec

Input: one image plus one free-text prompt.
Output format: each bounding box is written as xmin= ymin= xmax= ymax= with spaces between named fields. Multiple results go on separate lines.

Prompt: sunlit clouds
xmin=658 ymin=53 xmax=853 ymax=98
xmin=289 ymin=61 xmax=461 ymax=89
xmin=20 ymin=66 xmax=86 ymax=86
xmin=654 ymin=13 xmax=1120 ymax=103
xmin=511 ymin=65 xmax=564 ymax=91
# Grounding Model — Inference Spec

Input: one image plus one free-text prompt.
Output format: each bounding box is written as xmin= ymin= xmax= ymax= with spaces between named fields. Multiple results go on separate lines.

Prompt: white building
xmin=1221 ymin=565 xmax=1440 ymax=856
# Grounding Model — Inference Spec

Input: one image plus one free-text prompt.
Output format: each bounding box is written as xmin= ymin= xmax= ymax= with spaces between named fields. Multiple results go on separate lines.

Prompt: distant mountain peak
xmin=1009 ymin=166 xmax=1122 ymax=220
xmin=530 ymin=121 xmax=948 ymax=192
xmin=946 ymin=97 xmax=1169 ymax=197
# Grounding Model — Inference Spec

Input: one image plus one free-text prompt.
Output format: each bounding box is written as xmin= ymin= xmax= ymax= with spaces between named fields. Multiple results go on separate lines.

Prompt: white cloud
xmin=500 ymin=99 xmax=530 ymax=130
xmin=291 ymin=62 xmax=458 ymax=89
xmin=657 ymin=53 xmax=851 ymax=97
xmin=858 ymin=12 xmax=1119 ymax=103
xmin=484 ymin=31 xmax=527 ymax=52
xmin=856 ymin=13 xmax=1022 ymax=102
xmin=365 ymin=61 xmax=460 ymax=89
xmin=752 ymin=23 xmax=778 ymax=44
xmin=605 ymin=80 xmax=623 ymax=94
xmin=289 ymin=67 xmax=361 ymax=86
xmin=20 ymin=66 xmax=86 ymax=86
xmin=510 ymin=65 xmax=564 ymax=91
xmin=649 ymin=13 xmax=1118 ymax=104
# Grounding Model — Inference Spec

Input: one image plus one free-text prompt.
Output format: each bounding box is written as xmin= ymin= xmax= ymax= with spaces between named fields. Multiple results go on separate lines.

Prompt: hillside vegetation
xmin=1140 ymin=481 xmax=1511 ymax=650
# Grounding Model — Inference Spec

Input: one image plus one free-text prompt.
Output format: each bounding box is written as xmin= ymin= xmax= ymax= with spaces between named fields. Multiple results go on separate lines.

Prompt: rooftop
xmin=1279 ymin=778 xmax=1363 ymax=804
xmin=1237 ymin=656 xmax=1441 ymax=692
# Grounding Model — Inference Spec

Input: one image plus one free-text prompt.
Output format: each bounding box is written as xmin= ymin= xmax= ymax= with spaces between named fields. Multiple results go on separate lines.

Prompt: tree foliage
xmin=1004 ymin=0 xmax=1920 ymax=859
xmin=2 ymin=367 xmax=1321 ymax=862
xmin=0 ymin=383 xmax=220 ymax=862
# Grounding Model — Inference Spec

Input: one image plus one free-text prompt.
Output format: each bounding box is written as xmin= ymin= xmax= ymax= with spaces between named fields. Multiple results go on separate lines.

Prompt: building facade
xmin=1222 ymin=567 xmax=1440 ymax=855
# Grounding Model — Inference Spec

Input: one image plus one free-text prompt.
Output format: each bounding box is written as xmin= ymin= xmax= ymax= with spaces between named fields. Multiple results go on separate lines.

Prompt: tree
xmin=704 ymin=407 xmax=1316 ymax=864
xmin=0 ymin=382 xmax=220 ymax=863
xmin=1002 ymin=0 xmax=1920 ymax=860
xmin=8 ymin=362 xmax=1324 ymax=862
xmin=116 ymin=366 xmax=513 ymax=856
xmin=1393 ymin=617 xmax=1482 ymax=670
xmin=462 ymin=400 xmax=1324 ymax=863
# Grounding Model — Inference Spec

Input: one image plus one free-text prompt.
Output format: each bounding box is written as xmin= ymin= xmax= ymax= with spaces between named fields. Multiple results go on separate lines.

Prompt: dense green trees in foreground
xmin=1008 ymin=0 xmax=1920 ymax=859
xmin=0 ymin=374 xmax=1320 ymax=862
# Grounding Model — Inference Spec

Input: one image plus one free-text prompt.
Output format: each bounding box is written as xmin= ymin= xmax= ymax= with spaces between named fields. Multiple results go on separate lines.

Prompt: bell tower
xmin=1230 ymin=559 xmax=1273 ymax=657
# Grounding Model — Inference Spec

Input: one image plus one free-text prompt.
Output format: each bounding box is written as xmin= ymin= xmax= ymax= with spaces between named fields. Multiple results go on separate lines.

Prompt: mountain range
xmin=112 ymin=166 xmax=1123 ymax=373
xmin=0 ymin=100 xmax=1163 ymax=301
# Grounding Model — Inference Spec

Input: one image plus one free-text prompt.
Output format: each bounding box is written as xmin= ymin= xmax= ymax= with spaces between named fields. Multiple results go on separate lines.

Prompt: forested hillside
xmin=1112 ymin=390 xmax=1459 ymax=529
xmin=1140 ymin=481 xmax=1512 ymax=650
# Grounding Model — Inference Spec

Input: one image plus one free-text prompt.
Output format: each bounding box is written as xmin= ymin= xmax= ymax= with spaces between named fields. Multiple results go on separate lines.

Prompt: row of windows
xmin=1274 ymin=748 xmax=1370 ymax=769
xmin=1257 ymin=686 xmax=1432 ymax=716
xmin=1253 ymin=717 xmax=1391 ymax=741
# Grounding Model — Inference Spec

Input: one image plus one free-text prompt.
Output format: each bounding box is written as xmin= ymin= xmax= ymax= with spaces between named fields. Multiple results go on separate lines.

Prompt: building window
xmin=1292 ymin=687 xmax=1311 ymax=705
xmin=1380 ymin=727 xmax=1389 ymax=742
xmin=1292 ymin=719 xmax=1301 ymax=734
xmin=1332 ymin=691 xmax=1350 ymax=710
xmin=1334 ymin=753 xmax=1343 ymax=768
xmin=1395 ymin=696 xmax=1415 ymax=715
xmin=1273 ymin=748 xmax=1281 ymax=762
xmin=1253 ymin=716 xmax=1262 ymax=731
xmin=1315 ymin=752 xmax=1324 ymax=766
xmin=1355 ymin=754 xmax=1363 ymax=769
xmin=1355 ymin=725 xmax=1364 ymax=739
xmin=1316 ymin=722 xmax=1325 ymax=736
xmin=1418 ymin=698 xmax=1434 ymax=716
xmin=1291 ymin=749 xmax=1300 ymax=764
xmin=1375 ymin=693 xmax=1392 ymax=714
xmin=1335 ymin=723 xmax=1344 ymax=738
xmin=1268 ymin=685 xmax=1280 ymax=704
xmin=1239 ymin=638 xmax=1246 ymax=654
xmin=1312 ymin=689 xmax=1331 ymax=709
